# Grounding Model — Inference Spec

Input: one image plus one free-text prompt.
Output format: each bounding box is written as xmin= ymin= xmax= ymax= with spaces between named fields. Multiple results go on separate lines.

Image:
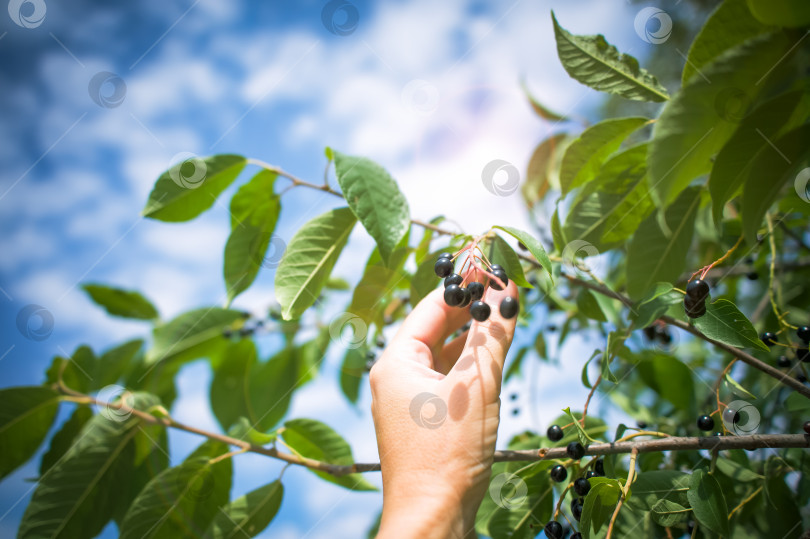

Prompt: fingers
xmin=435 ymin=330 xmax=469 ymax=375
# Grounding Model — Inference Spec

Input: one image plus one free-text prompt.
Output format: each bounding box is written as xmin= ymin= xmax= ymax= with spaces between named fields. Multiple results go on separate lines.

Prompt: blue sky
xmin=0 ymin=0 xmax=660 ymax=536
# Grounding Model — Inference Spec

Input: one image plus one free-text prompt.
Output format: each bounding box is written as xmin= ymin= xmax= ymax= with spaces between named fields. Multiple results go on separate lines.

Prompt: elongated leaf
xmin=211 ymin=340 xmax=256 ymax=431
xmin=562 ymin=407 xmax=596 ymax=445
xmin=333 ymin=152 xmax=409 ymax=264
xmin=747 ymin=0 xmax=810 ymax=27
xmin=741 ymin=124 xmax=810 ymax=243
xmin=626 ymin=186 xmax=701 ymax=300
xmin=563 ymin=143 xmax=654 ymax=251
xmin=224 ymin=170 xmax=281 ymax=303
xmin=227 ymin=417 xmax=278 ymax=446
xmin=120 ymin=441 xmax=232 ymax=539
xmin=630 ymin=283 xmax=681 ymax=329
xmin=694 ymin=299 xmax=770 ymax=351
xmin=203 ymin=480 xmax=283 ymax=539
xmin=489 ymin=234 xmax=531 ymax=288
xmin=143 ymin=154 xmax=247 ymax=222
xmin=504 ymin=347 xmax=530 ymax=382
xmin=348 ymin=236 xmax=411 ymax=327
xmin=577 ymin=289 xmax=606 ymax=321
xmin=521 ymin=133 xmax=568 ymax=207
xmin=486 ymin=470 xmax=554 ymax=539
xmin=275 ymin=207 xmax=357 ymax=320
xmin=637 ymin=353 xmax=695 ymax=415
xmin=410 ymin=249 xmax=443 ymax=306
xmin=648 ymin=32 xmax=794 ymax=206
xmin=626 ymin=470 xmax=691 ymax=513
xmin=709 ymin=91 xmax=808 ymax=221
xmin=522 ymin=81 xmax=569 ymax=123
xmin=687 ymin=469 xmax=730 ymax=537
xmin=581 ymin=481 xmax=621 ymax=538
xmin=95 ymin=339 xmax=144 ymax=390
xmin=281 ymin=418 xmax=377 ymax=491
xmin=82 ymin=283 xmax=159 ymax=320
xmin=19 ymin=393 xmax=168 ymax=539
xmin=247 ymin=347 xmax=300 ymax=432
xmin=560 ymin=117 xmax=649 ymax=194
xmin=715 ymin=457 xmax=763 ymax=482
xmin=39 ymin=405 xmax=92 ymax=476
xmin=493 ymin=226 xmax=553 ymax=283
xmin=0 ymin=386 xmax=60 ymax=480
xmin=682 ymin=0 xmax=769 ymax=84
xmin=147 ymin=308 xmax=245 ymax=365
xmin=651 ymin=499 xmax=691 ymax=526
xmin=339 ymin=347 xmax=366 ymax=405
xmin=551 ymin=12 xmax=668 ymax=102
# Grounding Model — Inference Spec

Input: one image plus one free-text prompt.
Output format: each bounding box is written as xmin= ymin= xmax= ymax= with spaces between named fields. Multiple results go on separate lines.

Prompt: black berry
xmin=643 ymin=326 xmax=656 ymax=341
xmin=547 ymin=425 xmax=564 ymax=442
xmin=438 ymin=252 xmax=452 ymax=259
xmin=544 ymin=521 xmax=563 ymax=539
xmin=574 ymin=477 xmax=590 ymax=496
xmin=444 ymin=273 xmax=463 ymax=287
xmin=594 ymin=459 xmax=605 ymax=476
xmin=444 ymin=284 xmax=464 ymax=307
xmin=803 ymin=421 xmax=810 ymax=435
xmin=798 ymin=326 xmax=810 ymax=343
xmin=222 ymin=328 xmax=233 ymax=338
xmin=499 ymin=297 xmax=519 ymax=319
xmin=489 ymin=268 xmax=509 ymax=290
xmin=434 ymin=258 xmax=453 ymax=278
xmin=697 ymin=414 xmax=715 ymax=431
xmin=239 ymin=327 xmax=253 ymax=337
xmin=723 ymin=406 xmax=741 ymax=426
xmin=800 ymin=374 xmax=808 ymax=383
xmin=376 ymin=336 xmax=386 ymax=348
xmin=489 ymin=264 xmax=504 ymax=272
xmin=512 ymin=408 xmax=520 ymax=416
xmin=550 ymin=465 xmax=567 ymax=483
xmin=798 ymin=348 xmax=810 ymax=363
xmin=760 ymin=332 xmax=777 ymax=347
xmin=458 ymin=287 xmax=472 ymax=308
xmin=684 ymin=295 xmax=706 ymax=319
xmin=686 ymin=279 xmax=710 ymax=302
xmin=777 ymin=355 xmax=791 ymax=368
xmin=585 ymin=470 xmax=598 ymax=479
xmin=566 ymin=441 xmax=585 ymax=460
xmin=470 ymin=300 xmax=491 ymax=322
xmin=366 ymin=350 xmax=376 ymax=360
xmin=636 ymin=420 xmax=648 ymax=429
xmin=510 ymin=393 xmax=518 ymax=401
xmin=571 ymin=500 xmax=583 ymax=521
xmin=468 ymin=281 xmax=485 ymax=300
xmin=571 ymin=534 xmax=582 ymax=539
xmin=746 ymin=271 xmax=759 ymax=280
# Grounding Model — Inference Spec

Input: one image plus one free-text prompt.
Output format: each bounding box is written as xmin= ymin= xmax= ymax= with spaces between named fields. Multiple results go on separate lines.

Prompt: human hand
xmin=370 ymin=278 xmax=518 ymax=538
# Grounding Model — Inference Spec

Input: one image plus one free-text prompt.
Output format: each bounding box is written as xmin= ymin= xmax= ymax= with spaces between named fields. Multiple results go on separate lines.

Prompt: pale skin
xmin=370 ymin=278 xmax=518 ymax=538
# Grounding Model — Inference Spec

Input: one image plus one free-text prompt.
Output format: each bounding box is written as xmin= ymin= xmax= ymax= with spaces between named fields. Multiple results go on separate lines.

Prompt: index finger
xmin=388 ymin=285 xmax=470 ymax=357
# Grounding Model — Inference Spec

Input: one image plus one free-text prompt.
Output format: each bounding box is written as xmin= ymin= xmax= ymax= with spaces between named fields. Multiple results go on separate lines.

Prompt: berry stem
xmin=580 ymin=373 xmax=602 ymax=429
xmin=691 ymin=235 xmax=744 ymax=282
xmin=727 ymin=485 xmax=763 ymax=520
xmin=605 ymin=448 xmax=638 ymax=539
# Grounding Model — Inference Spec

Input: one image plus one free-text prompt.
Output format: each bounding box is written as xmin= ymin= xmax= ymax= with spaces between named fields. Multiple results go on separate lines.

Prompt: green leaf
xmin=147 ymin=308 xmax=245 ymax=365
xmin=563 ymin=143 xmax=654 ymax=251
xmin=715 ymin=457 xmax=763 ymax=482
xmin=724 ymin=373 xmax=757 ymax=400
xmin=19 ymin=393 xmax=168 ymax=539
xmin=96 ymin=339 xmax=144 ymax=390
xmin=486 ymin=472 xmax=554 ymax=539
xmin=521 ymin=133 xmax=568 ymax=207
xmin=637 ymin=353 xmax=695 ymax=415
xmin=333 ymin=152 xmax=410 ymax=265
xmin=522 ymin=80 xmax=569 ymax=122
xmin=489 ymin=234 xmax=531 ymax=288
xmin=120 ymin=441 xmax=232 ymax=539
xmin=82 ymin=283 xmax=159 ymax=320
xmin=580 ymin=349 xmax=602 ymax=389
xmin=281 ymin=418 xmax=377 ymax=491
xmin=577 ymin=289 xmax=606 ymax=321
xmin=203 ymin=480 xmax=283 ymax=539
xmin=630 ymin=283 xmax=681 ymax=329
xmin=741 ymin=124 xmax=810 ymax=243
xmin=559 ymin=117 xmax=649 ymax=195
xmin=626 ymin=187 xmax=701 ymax=301
xmin=143 ymin=154 xmax=247 ymax=222
xmin=562 ymin=407 xmax=597 ymax=445
xmin=39 ymin=405 xmax=93 ymax=476
xmin=504 ymin=347 xmax=530 ymax=382
xmin=339 ymin=347 xmax=366 ymax=405
xmin=747 ymin=0 xmax=810 ymax=27
xmin=223 ymin=170 xmax=281 ymax=303
xmin=348 ymin=236 xmax=411 ymax=327
xmin=785 ymin=391 xmax=810 ymax=412
xmin=710 ymin=91 xmax=808 ymax=222
xmin=650 ymin=499 xmax=691 ymax=527
xmin=581 ymin=481 xmax=621 ymax=538
xmin=0 ymin=386 xmax=60 ymax=480
xmin=247 ymin=347 xmax=300 ymax=432
xmin=551 ymin=11 xmax=669 ymax=102
xmin=211 ymin=340 xmax=256 ymax=431
xmin=493 ymin=226 xmax=553 ymax=283
xmin=626 ymin=470 xmax=691 ymax=513
xmin=410 ymin=249 xmax=443 ymax=306
xmin=648 ymin=32 xmax=794 ymax=206
xmin=275 ymin=207 xmax=357 ymax=320
xmin=694 ymin=299 xmax=770 ymax=351
xmin=687 ymin=468 xmax=730 ymax=537
xmin=682 ymin=0 xmax=769 ymax=84
xmin=551 ymin=204 xmax=567 ymax=253
xmin=227 ymin=417 xmax=277 ymax=446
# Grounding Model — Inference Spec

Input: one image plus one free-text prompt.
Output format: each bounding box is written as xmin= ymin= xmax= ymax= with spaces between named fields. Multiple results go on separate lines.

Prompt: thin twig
xmin=580 ymin=374 xmax=602 ymax=428
xmin=606 ymin=448 xmax=638 ymax=539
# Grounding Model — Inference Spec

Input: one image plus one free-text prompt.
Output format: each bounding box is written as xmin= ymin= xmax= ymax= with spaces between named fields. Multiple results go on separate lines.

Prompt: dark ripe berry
xmin=547 ymin=324 xmax=557 ymax=332
xmin=470 ymin=300 xmax=491 ymax=322
xmin=499 ymin=297 xmax=519 ymax=319
xmin=376 ymin=336 xmax=386 ymax=348
xmin=458 ymin=287 xmax=472 ymax=308
xmin=760 ymin=332 xmax=777 ymax=347
xmin=366 ymin=350 xmax=376 ymax=360
xmin=593 ymin=459 xmax=605 ymax=476
xmin=686 ymin=279 xmax=710 ymax=302
xmin=571 ymin=534 xmax=582 ymax=539
xmin=512 ymin=408 xmax=520 ymax=416
xmin=746 ymin=271 xmax=759 ymax=280
xmin=438 ymin=252 xmax=452 ymax=259
xmin=643 ymin=326 xmax=656 ymax=341
xmin=573 ymin=477 xmax=591 ymax=496
xmin=489 ymin=264 xmax=504 ymax=272
xmin=585 ymin=470 xmax=598 ymax=479
xmin=723 ymin=406 xmax=741 ymax=426
xmin=697 ymin=414 xmax=715 ymax=431
xmin=467 ymin=281 xmax=485 ymax=300
xmin=444 ymin=273 xmax=463 ymax=287
xmin=571 ymin=500 xmax=583 ymax=521
xmin=510 ymin=393 xmax=518 ymax=401
xmin=222 ymin=328 xmax=233 ymax=338
xmin=803 ymin=421 xmax=810 ymax=435
xmin=657 ymin=330 xmax=672 ymax=345
xmin=489 ymin=269 xmax=509 ymax=290
xmin=798 ymin=348 xmax=810 ymax=363
xmin=800 ymin=374 xmax=808 ymax=383
xmin=434 ymin=258 xmax=454 ymax=278
xmin=547 ymin=424 xmax=564 ymax=442
xmin=777 ymin=355 xmax=791 ymax=368
xmin=683 ymin=295 xmax=706 ymax=318
xmin=518 ymin=241 xmax=527 ymax=251
xmin=566 ymin=441 xmax=585 ymax=460
xmin=239 ymin=327 xmax=253 ymax=337
xmin=544 ymin=521 xmax=563 ymax=539
xmin=798 ymin=326 xmax=810 ymax=342
xmin=444 ymin=284 xmax=464 ymax=307
xmin=550 ymin=465 xmax=568 ymax=483
xmin=636 ymin=420 xmax=648 ymax=429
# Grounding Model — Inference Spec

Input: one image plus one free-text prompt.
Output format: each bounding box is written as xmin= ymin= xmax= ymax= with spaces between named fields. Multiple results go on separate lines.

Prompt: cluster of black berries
xmin=763 ymin=326 xmax=810 ymax=365
xmin=223 ymin=312 xmax=265 ymax=339
xmin=434 ymin=253 xmax=519 ymax=321
xmin=643 ymin=324 xmax=672 ymax=345
xmin=684 ymin=279 xmax=710 ymax=318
